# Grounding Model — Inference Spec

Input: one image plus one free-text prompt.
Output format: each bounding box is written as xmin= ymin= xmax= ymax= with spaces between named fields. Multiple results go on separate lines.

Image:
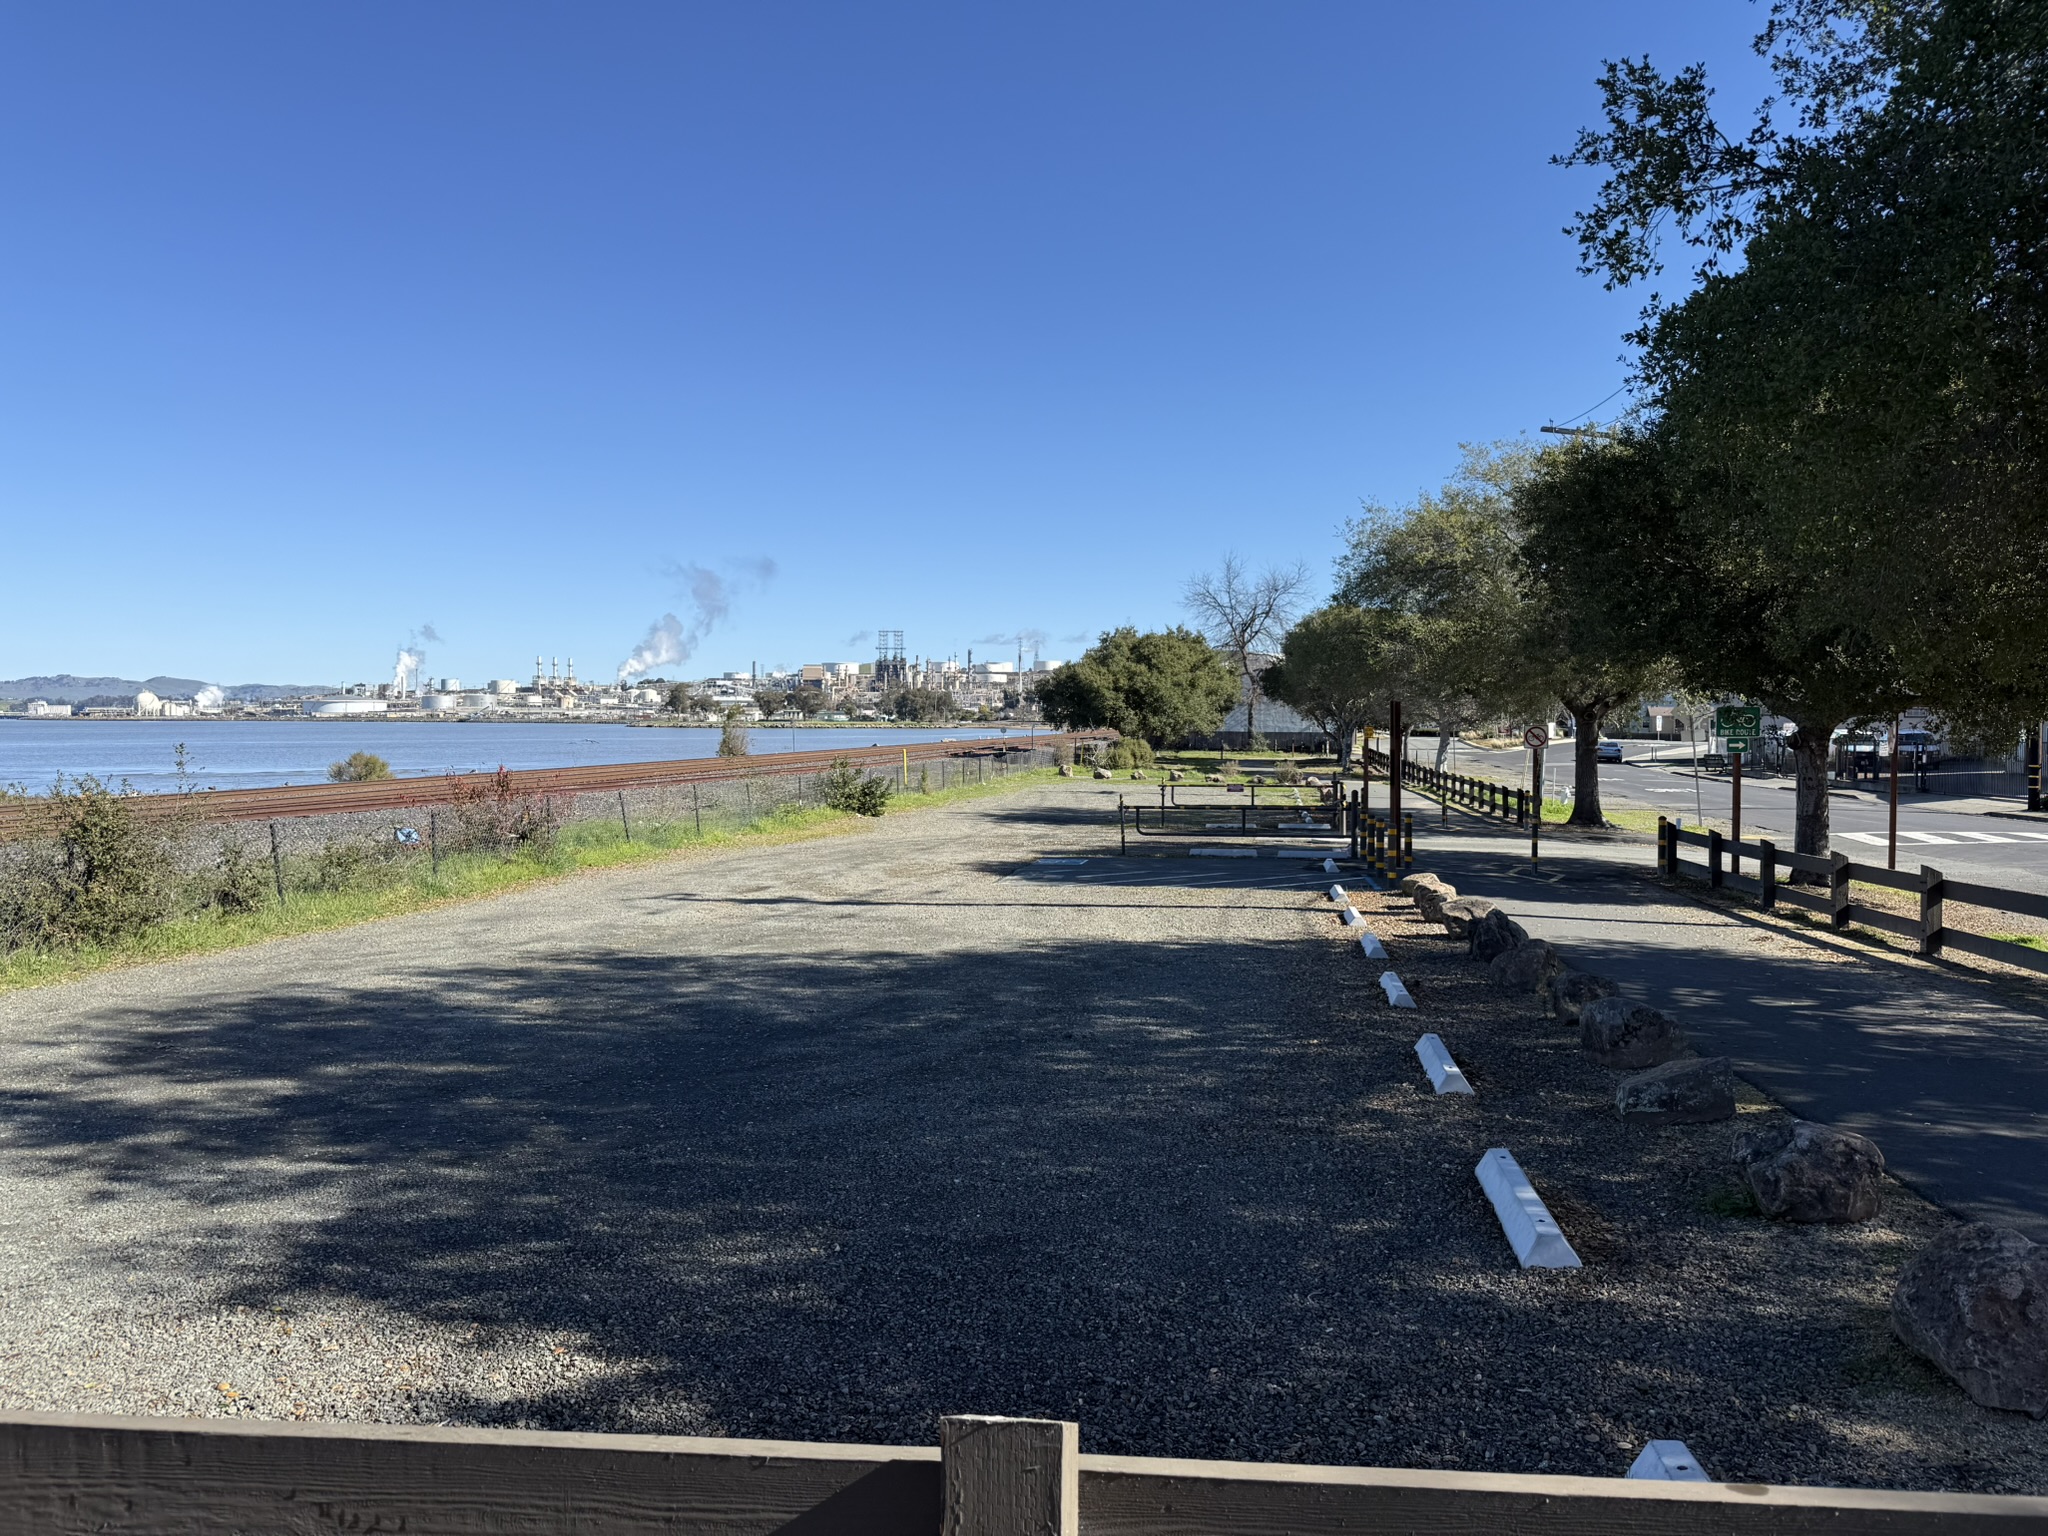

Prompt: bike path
xmin=1409 ymin=828 xmax=2048 ymax=1239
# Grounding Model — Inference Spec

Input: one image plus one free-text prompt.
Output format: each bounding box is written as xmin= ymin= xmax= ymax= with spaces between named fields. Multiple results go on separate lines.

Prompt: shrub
xmin=819 ymin=758 xmax=893 ymax=817
xmin=0 ymin=776 xmax=177 ymax=951
xmin=1102 ymin=739 xmax=1156 ymax=770
xmin=205 ymin=838 xmax=271 ymax=912
xmin=329 ymin=752 xmax=393 ymax=783
xmin=718 ymin=712 xmax=751 ymax=757
xmin=447 ymin=767 xmax=560 ymax=856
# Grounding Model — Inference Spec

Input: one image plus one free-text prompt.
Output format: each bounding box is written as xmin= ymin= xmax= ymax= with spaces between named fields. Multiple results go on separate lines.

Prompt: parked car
xmin=1595 ymin=740 xmax=1623 ymax=763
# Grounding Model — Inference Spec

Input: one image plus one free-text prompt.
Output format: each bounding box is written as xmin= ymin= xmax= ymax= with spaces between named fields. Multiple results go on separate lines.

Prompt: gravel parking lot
xmin=0 ymin=779 xmax=2040 ymax=1491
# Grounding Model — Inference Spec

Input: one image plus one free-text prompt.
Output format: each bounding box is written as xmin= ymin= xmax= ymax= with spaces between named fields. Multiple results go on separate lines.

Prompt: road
xmin=1433 ymin=740 xmax=2048 ymax=894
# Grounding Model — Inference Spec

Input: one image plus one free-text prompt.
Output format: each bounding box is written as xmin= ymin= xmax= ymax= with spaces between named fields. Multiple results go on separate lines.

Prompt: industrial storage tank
xmin=302 ymin=698 xmax=391 ymax=717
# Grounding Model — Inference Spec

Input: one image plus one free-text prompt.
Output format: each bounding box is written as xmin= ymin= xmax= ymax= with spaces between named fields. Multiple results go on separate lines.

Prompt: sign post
xmin=1714 ymin=706 xmax=1760 ymax=877
xmin=1523 ymin=725 xmax=1548 ymax=868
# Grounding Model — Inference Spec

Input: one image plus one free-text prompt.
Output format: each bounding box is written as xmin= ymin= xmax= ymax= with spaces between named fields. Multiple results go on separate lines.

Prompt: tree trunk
xmin=1565 ymin=701 xmax=1606 ymax=826
xmin=1336 ymin=728 xmax=1355 ymax=772
xmin=1242 ymin=667 xmax=1257 ymax=750
xmin=1435 ymin=731 xmax=1452 ymax=771
xmin=1789 ymin=720 xmax=1835 ymax=863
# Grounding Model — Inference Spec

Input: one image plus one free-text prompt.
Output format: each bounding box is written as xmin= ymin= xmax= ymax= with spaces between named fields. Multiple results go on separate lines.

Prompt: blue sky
xmin=0 ymin=2 xmax=1770 ymax=688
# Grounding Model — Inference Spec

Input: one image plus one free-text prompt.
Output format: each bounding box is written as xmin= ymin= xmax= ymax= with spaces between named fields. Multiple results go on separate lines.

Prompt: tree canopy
xmin=1034 ymin=627 xmax=1238 ymax=747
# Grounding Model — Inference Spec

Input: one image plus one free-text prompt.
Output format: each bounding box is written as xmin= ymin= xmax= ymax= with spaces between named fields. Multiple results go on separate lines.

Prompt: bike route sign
xmin=1714 ymin=704 xmax=1761 ymax=736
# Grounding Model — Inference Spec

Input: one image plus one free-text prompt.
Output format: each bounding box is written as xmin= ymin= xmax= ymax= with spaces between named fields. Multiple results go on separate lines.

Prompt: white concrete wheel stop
xmin=1413 ymin=1033 xmax=1473 ymax=1095
xmin=1357 ymin=930 xmax=1387 ymax=959
xmin=1322 ymin=857 xmax=1338 ymax=874
xmin=1627 ymin=1441 xmax=1709 ymax=1481
xmin=1340 ymin=908 xmax=1365 ymax=927
xmin=1327 ymin=883 xmax=1347 ymax=902
xmin=1475 ymin=1148 xmax=1581 ymax=1269
xmin=1378 ymin=970 xmax=1415 ymax=1008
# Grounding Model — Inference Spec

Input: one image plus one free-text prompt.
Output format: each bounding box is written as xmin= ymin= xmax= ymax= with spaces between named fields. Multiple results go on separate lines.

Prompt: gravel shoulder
xmin=0 ymin=780 xmax=2038 ymax=1491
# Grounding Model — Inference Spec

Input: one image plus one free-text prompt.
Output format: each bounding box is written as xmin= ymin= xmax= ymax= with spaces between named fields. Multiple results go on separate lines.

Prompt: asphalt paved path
xmin=1409 ymin=819 xmax=2048 ymax=1239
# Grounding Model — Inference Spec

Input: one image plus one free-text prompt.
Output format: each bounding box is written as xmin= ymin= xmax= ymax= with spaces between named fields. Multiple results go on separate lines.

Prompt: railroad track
xmin=0 ymin=731 xmax=1105 ymax=839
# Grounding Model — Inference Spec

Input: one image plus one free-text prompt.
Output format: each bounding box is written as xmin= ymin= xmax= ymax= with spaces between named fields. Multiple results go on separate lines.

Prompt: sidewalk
xmin=1410 ymin=821 xmax=2048 ymax=1238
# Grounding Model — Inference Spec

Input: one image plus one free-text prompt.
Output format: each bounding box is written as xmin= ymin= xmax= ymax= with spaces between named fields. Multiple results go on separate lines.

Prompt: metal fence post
xmin=692 ymin=781 xmax=702 ymax=837
xmin=429 ymin=811 xmax=439 ymax=877
xmin=1830 ymin=851 xmax=1852 ymax=930
xmin=1920 ymin=865 xmax=1945 ymax=956
xmin=1759 ymin=839 xmax=1777 ymax=909
xmin=617 ymin=791 xmax=631 ymax=841
xmin=268 ymin=821 xmax=285 ymax=905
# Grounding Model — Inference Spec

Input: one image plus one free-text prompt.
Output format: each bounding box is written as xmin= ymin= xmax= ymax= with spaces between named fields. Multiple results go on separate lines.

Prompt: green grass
xmin=0 ymin=766 xmax=1064 ymax=995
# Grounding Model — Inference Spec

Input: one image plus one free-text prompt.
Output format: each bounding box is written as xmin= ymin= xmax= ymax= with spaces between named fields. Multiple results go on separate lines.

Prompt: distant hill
xmin=0 ymin=674 xmax=326 ymax=703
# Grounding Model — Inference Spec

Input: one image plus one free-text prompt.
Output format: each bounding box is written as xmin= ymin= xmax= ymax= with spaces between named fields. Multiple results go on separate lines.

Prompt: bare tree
xmin=1185 ymin=556 xmax=1309 ymax=748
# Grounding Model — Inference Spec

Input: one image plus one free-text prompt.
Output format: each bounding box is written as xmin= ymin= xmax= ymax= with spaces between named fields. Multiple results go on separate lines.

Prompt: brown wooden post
xmin=1830 ymin=851 xmax=1853 ymax=930
xmin=1759 ymin=838 xmax=1778 ymax=910
xmin=1656 ymin=815 xmax=1668 ymax=877
xmin=1708 ymin=828 xmax=1724 ymax=889
xmin=940 ymin=1416 xmax=1078 ymax=1536
xmin=1920 ymin=864 xmax=1946 ymax=956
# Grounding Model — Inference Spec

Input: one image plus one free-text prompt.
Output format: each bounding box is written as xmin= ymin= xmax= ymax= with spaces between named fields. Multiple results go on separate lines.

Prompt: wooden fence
xmin=1354 ymin=746 xmax=1532 ymax=827
xmin=5 ymin=1410 xmax=2046 ymax=1533
xmin=1659 ymin=818 xmax=2048 ymax=978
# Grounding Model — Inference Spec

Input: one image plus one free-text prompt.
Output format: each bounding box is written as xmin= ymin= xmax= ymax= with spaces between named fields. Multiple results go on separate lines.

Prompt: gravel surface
xmin=0 ymin=780 xmax=2041 ymax=1491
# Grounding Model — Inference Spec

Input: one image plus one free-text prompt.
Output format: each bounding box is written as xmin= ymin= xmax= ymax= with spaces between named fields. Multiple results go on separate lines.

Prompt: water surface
xmin=0 ymin=720 xmax=1034 ymax=794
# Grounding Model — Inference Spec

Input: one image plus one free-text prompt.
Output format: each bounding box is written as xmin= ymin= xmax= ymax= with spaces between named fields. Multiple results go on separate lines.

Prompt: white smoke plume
xmin=194 ymin=685 xmax=225 ymax=711
xmin=616 ymin=557 xmax=775 ymax=683
xmin=417 ymin=622 xmax=442 ymax=644
xmin=845 ymin=629 xmax=873 ymax=648
xmin=393 ymin=647 xmax=424 ymax=694
xmin=618 ymin=613 xmax=687 ymax=682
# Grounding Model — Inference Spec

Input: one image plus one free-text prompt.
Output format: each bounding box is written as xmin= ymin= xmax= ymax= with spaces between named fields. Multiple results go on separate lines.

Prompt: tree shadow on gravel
xmin=0 ymin=933 xmax=1403 ymax=1459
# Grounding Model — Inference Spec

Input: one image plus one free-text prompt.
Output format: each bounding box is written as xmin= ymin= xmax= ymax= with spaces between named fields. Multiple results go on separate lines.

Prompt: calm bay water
xmin=0 ymin=719 xmax=1031 ymax=795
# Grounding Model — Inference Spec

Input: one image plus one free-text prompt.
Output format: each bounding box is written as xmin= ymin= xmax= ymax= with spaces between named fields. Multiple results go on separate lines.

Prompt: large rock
xmin=1468 ymin=909 xmax=1529 ymax=963
xmin=1436 ymin=896 xmax=1497 ymax=938
xmin=1616 ymin=1056 xmax=1736 ymax=1124
xmin=1893 ymin=1224 xmax=2048 ymax=1417
xmin=1093 ymin=766 xmax=1113 ymax=779
xmin=1402 ymin=873 xmax=1456 ymax=921
xmin=1731 ymin=1120 xmax=1884 ymax=1223
xmin=1545 ymin=970 xmax=1620 ymax=1024
xmin=1488 ymin=938 xmax=1561 ymax=993
xmin=1580 ymin=996 xmax=1687 ymax=1069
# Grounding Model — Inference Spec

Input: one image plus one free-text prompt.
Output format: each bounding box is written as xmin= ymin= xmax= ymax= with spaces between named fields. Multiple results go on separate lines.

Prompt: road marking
xmin=1836 ymin=829 xmax=2025 ymax=847
xmin=1946 ymin=830 xmax=2021 ymax=844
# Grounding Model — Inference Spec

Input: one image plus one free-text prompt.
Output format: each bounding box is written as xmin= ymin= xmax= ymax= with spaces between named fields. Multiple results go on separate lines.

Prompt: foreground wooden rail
xmin=3 ymin=1410 xmax=2045 ymax=1534
xmin=0 ymin=732 xmax=1106 ymax=840
xmin=1659 ymin=818 xmax=2048 ymax=978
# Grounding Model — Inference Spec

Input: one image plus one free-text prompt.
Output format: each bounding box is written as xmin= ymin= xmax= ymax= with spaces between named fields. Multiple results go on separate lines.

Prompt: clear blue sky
xmin=0 ymin=2 xmax=1769 ymax=688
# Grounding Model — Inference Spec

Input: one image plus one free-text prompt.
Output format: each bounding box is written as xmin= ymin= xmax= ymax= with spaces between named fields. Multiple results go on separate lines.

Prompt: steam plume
xmin=616 ymin=557 xmax=775 ymax=683
xmin=194 ymin=685 xmax=224 ymax=711
xmin=393 ymin=647 xmax=424 ymax=694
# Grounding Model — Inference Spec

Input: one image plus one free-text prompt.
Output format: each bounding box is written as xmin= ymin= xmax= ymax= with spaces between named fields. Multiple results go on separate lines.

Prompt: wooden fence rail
xmin=1658 ymin=818 xmax=2048 ymax=978
xmin=1367 ymin=749 xmax=1530 ymax=826
xmin=3 ymin=1410 xmax=2045 ymax=1534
